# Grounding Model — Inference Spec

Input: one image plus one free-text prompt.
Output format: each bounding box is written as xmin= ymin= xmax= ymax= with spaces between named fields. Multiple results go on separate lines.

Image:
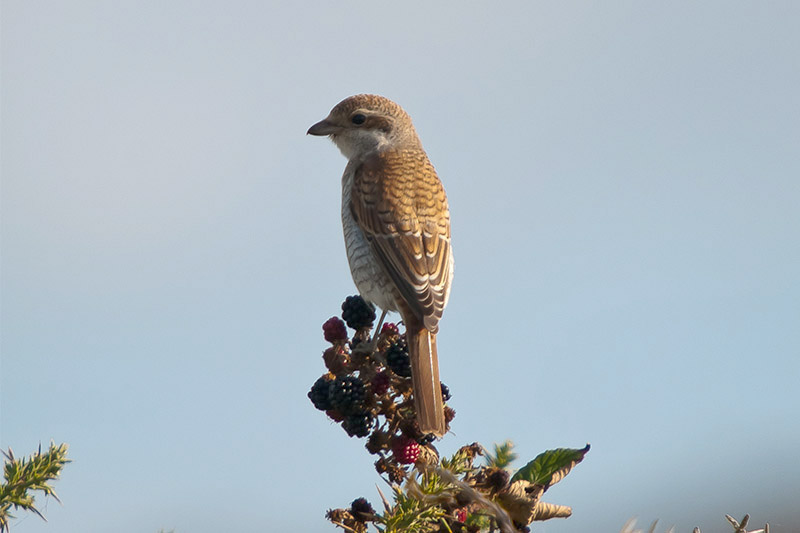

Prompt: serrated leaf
xmin=511 ymin=444 xmax=590 ymax=487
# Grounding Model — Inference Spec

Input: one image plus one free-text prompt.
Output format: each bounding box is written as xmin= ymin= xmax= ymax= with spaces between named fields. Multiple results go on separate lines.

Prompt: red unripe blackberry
xmin=454 ymin=508 xmax=468 ymax=523
xmin=381 ymin=322 xmax=400 ymax=336
xmin=341 ymin=295 xmax=376 ymax=330
xmin=322 ymin=317 xmax=348 ymax=343
xmin=392 ymin=436 xmax=421 ymax=465
xmin=371 ymin=371 xmax=390 ymax=395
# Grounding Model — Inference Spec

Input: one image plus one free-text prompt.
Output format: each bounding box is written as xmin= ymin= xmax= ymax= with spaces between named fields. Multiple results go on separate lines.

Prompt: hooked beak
xmin=307 ymin=118 xmax=340 ymax=136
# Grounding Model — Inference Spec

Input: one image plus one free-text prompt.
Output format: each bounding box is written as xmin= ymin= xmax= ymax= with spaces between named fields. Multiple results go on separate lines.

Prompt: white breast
xmin=341 ymin=164 xmax=399 ymax=313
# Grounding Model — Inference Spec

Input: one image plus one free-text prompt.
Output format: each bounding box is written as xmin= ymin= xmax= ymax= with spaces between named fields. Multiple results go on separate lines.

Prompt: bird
xmin=307 ymin=94 xmax=453 ymax=437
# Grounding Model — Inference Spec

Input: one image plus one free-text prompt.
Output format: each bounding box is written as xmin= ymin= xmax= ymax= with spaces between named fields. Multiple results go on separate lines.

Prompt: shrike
xmin=308 ymin=94 xmax=453 ymax=436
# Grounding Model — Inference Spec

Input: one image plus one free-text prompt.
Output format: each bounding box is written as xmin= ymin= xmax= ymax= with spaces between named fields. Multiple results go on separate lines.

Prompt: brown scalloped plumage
xmin=351 ymin=148 xmax=451 ymax=334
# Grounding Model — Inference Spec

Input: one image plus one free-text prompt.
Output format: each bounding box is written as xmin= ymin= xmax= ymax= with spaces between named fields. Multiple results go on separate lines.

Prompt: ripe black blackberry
xmin=341 ymin=295 xmax=376 ymax=330
xmin=441 ymin=382 xmax=452 ymax=402
xmin=342 ymin=410 xmax=373 ymax=438
xmin=308 ymin=376 xmax=333 ymax=411
xmin=486 ymin=467 xmax=510 ymax=491
xmin=328 ymin=375 xmax=366 ymax=414
xmin=417 ymin=433 xmax=436 ymax=445
xmin=350 ymin=497 xmax=375 ymax=522
xmin=386 ymin=336 xmax=411 ymax=377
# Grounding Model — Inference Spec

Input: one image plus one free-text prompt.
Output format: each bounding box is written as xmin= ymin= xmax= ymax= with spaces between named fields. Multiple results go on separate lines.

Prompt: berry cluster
xmin=308 ymin=295 xmax=456 ymax=481
xmin=313 ymin=297 xmax=589 ymax=533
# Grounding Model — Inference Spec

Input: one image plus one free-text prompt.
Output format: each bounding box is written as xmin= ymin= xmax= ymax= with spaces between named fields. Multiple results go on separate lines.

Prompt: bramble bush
xmin=308 ymin=296 xmax=588 ymax=533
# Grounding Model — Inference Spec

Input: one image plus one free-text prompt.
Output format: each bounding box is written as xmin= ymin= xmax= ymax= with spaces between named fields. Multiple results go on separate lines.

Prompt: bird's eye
xmin=351 ymin=114 xmax=366 ymax=125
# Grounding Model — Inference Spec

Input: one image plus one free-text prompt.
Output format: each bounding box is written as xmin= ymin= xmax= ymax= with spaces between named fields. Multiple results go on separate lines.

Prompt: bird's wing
xmin=351 ymin=149 xmax=452 ymax=332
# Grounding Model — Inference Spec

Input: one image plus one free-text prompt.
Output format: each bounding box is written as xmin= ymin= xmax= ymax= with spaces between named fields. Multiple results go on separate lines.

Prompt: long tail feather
xmin=408 ymin=327 xmax=445 ymax=436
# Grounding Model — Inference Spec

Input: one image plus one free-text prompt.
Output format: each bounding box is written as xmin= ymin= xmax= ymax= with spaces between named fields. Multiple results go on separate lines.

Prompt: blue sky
xmin=2 ymin=2 xmax=799 ymax=532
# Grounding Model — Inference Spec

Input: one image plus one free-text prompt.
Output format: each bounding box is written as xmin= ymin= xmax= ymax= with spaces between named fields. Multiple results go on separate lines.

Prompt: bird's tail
xmin=408 ymin=326 xmax=446 ymax=436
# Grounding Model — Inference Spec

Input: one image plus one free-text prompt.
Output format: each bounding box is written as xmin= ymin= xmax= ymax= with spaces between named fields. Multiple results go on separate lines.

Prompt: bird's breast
xmin=341 ymin=166 xmax=399 ymax=312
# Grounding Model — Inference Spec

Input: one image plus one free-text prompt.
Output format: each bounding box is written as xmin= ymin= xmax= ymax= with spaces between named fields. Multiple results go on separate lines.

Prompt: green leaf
xmin=511 ymin=444 xmax=590 ymax=487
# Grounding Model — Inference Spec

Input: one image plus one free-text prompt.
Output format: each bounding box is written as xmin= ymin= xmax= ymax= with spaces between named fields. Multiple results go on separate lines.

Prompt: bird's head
xmin=307 ymin=94 xmax=421 ymax=160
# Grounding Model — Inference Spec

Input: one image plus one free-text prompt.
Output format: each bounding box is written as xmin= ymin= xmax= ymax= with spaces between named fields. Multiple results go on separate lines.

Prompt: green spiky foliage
xmin=485 ymin=441 xmax=517 ymax=470
xmin=0 ymin=442 xmax=70 ymax=532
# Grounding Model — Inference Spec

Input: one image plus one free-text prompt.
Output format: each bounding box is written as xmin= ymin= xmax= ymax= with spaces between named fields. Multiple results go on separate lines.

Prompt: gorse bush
xmin=0 ymin=442 xmax=70 ymax=532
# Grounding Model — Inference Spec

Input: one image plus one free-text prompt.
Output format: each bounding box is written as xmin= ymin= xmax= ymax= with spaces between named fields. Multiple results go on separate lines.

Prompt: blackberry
xmin=371 ymin=371 xmax=390 ymax=395
xmin=350 ymin=498 xmax=375 ymax=521
xmin=441 ymin=382 xmax=451 ymax=402
xmin=486 ymin=467 xmax=510 ymax=490
xmin=322 ymin=317 xmax=348 ymax=343
xmin=328 ymin=375 xmax=366 ymax=414
xmin=381 ymin=322 xmax=400 ymax=336
xmin=342 ymin=410 xmax=373 ymax=438
xmin=386 ymin=336 xmax=411 ymax=377
xmin=308 ymin=376 xmax=333 ymax=411
xmin=392 ymin=436 xmax=421 ymax=465
xmin=417 ymin=433 xmax=436 ymax=445
xmin=341 ymin=295 xmax=376 ymax=330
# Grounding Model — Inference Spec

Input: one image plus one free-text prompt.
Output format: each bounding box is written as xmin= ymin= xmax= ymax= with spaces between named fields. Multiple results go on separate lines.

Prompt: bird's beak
xmin=307 ymin=118 xmax=340 ymax=136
